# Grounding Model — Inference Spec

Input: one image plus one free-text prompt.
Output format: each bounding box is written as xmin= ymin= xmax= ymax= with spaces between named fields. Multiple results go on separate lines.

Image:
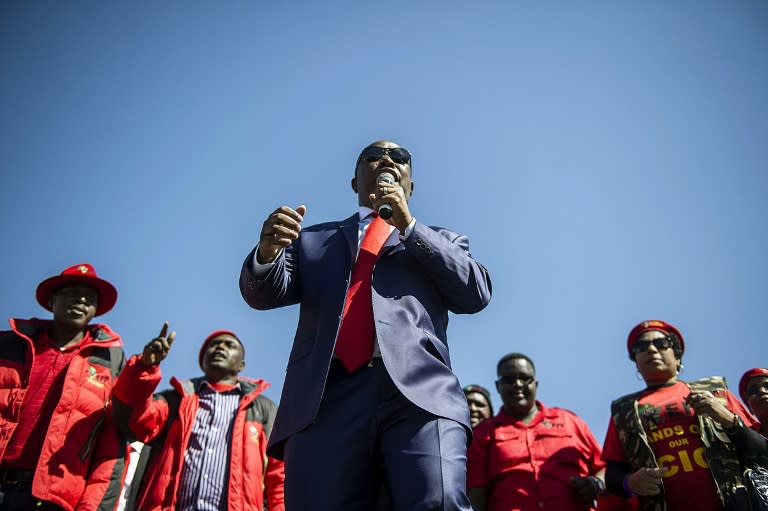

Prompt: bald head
xmin=368 ymin=139 xmax=399 ymax=148
xmin=352 ymin=139 xmax=414 ymax=207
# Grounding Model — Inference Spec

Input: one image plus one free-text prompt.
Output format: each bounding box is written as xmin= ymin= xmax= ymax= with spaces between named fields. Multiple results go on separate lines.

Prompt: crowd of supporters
xmin=0 ymin=264 xmax=284 ymax=511
xmin=1 ymin=263 xmax=766 ymax=511
xmin=462 ymin=321 xmax=768 ymax=511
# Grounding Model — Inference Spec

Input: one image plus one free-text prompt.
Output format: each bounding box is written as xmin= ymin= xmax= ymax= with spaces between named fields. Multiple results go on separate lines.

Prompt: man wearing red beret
xmin=112 ymin=325 xmax=285 ymax=511
xmin=0 ymin=264 xmax=126 ymax=511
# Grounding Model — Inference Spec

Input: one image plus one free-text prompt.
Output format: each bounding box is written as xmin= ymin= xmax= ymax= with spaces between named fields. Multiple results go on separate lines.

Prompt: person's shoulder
xmin=154 ymin=386 xmax=181 ymax=399
xmin=169 ymin=376 xmax=201 ymax=396
xmin=548 ymin=405 xmax=580 ymax=418
xmin=471 ymin=415 xmax=497 ymax=439
xmin=88 ymin=322 xmax=124 ymax=348
xmin=610 ymin=387 xmax=651 ymax=408
xmin=4 ymin=317 xmax=47 ymax=337
xmin=303 ymin=221 xmax=340 ymax=232
xmin=414 ymin=223 xmax=468 ymax=244
xmin=253 ymin=393 xmax=278 ymax=410
xmin=547 ymin=405 xmax=589 ymax=424
xmin=0 ymin=324 xmax=26 ymax=357
xmin=238 ymin=376 xmax=273 ymax=397
xmin=422 ymin=223 xmax=458 ymax=235
xmin=303 ymin=214 xmax=358 ymax=233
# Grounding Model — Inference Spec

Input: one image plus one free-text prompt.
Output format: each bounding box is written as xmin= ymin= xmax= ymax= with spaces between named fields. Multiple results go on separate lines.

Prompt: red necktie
xmin=334 ymin=215 xmax=390 ymax=372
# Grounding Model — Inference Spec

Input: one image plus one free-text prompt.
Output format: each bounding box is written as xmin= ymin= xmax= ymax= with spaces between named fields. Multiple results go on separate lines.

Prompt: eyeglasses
xmin=360 ymin=146 xmax=412 ymax=165
xmin=631 ymin=337 xmax=673 ymax=354
xmin=496 ymin=375 xmax=535 ymax=386
xmin=746 ymin=381 xmax=768 ymax=397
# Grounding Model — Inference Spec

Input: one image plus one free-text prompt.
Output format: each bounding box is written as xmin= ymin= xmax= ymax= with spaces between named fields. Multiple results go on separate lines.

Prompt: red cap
xmin=36 ymin=263 xmax=117 ymax=317
xmin=627 ymin=320 xmax=685 ymax=355
xmin=739 ymin=367 xmax=768 ymax=406
xmin=198 ymin=329 xmax=244 ymax=369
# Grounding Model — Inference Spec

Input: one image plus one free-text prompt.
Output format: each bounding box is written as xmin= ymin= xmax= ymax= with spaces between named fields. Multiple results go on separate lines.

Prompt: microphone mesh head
xmin=376 ymin=173 xmax=396 ymax=185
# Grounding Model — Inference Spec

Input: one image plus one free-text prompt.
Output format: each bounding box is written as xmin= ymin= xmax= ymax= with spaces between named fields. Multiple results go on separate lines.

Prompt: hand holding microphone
xmin=370 ymin=172 xmax=413 ymax=233
xmin=376 ymin=173 xmax=395 ymax=219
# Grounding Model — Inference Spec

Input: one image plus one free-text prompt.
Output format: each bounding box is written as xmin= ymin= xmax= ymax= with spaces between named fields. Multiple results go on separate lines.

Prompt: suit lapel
xmin=338 ymin=213 xmax=404 ymax=260
xmin=381 ymin=229 xmax=403 ymax=256
xmin=339 ymin=213 xmax=359 ymax=261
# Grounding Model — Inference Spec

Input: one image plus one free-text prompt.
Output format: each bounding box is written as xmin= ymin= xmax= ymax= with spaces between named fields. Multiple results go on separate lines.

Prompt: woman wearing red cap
xmin=739 ymin=368 xmax=768 ymax=438
xmin=600 ymin=320 xmax=765 ymax=511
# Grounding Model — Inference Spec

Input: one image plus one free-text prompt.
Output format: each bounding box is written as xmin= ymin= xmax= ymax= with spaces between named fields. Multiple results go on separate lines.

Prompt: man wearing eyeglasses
xmin=240 ymin=140 xmax=492 ymax=510
xmin=467 ymin=353 xmax=606 ymax=511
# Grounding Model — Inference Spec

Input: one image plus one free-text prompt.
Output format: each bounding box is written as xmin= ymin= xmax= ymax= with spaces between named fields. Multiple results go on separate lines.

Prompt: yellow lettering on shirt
xmin=659 ymin=448 xmax=709 ymax=478
xmin=659 ymin=454 xmax=678 ymax=477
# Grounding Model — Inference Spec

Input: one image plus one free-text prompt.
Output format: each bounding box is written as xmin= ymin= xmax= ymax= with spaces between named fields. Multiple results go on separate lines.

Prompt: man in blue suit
xmin=239 ymin=140 xmax=492 ymax=510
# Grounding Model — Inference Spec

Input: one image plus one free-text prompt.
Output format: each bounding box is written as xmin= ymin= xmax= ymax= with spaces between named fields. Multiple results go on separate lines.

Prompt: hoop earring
xmin=677 ymin=363 xmax=684 ymax=375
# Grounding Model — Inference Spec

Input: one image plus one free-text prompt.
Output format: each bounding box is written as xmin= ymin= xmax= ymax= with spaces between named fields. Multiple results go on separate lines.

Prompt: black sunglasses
xmin=631 ymin=337 xmax=673 ymax=354
xmin=496 ymin=375 xmax=535 ymax=386
xmin=360 ymin=146 xmax=412 ymax=165
xmin=747 ymin=380 xmax=768 ymax=397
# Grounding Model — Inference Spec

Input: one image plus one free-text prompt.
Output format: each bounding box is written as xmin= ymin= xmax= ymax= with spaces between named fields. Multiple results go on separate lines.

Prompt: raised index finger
xmin=158 ymin=321 xmax=169 ymax=339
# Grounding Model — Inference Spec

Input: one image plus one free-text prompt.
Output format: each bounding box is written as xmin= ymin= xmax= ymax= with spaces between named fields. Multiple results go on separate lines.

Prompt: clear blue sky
xmin=1 ymin=1 xmax=766 ymax=439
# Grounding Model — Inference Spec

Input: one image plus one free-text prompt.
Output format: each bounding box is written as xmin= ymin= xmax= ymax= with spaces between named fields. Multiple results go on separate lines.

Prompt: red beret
xmin=627 ymin=320 xmax=685 ymax=355
xmin=36 ymin=263 xmax=117 ymax=317
xmin=739 ymin=367 xmax=768 ymax=406
xmin=198 ymin=330 xmax=244 ymax=369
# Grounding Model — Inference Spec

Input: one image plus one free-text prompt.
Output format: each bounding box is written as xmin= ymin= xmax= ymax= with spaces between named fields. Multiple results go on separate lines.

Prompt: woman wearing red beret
xmin=739 ymin=368 xmax=768 ymax=438
xmin=600 ymin=320 xmax=765 ymax=511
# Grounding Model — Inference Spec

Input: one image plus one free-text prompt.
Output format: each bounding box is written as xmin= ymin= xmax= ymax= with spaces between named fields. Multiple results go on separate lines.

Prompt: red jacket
xmin=112 ymin=355 xmax=285 ymax=511
xmin=0 ymin=318 xmax=126 ymax=511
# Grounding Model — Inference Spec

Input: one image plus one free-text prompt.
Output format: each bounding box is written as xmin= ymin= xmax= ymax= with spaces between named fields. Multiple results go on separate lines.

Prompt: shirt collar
xmin=357 ymin=206 xmax=375 ymax=222
xmin=40 ymin=328 xmax=92 ymax=352
xmin=493 ymin=401 xmax=550 ymax=426
xmin=201 ymin=380 xmax=242 ymax=394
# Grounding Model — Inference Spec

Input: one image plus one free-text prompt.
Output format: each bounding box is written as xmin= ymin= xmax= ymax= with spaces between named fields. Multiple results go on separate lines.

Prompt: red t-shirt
xmin=468 ymin=401 xmax=605 ymax=511
xmin=602 ymin=381 xmax=755 ymax=511
xmin=3 ymin=330 xmax=90 ymax=469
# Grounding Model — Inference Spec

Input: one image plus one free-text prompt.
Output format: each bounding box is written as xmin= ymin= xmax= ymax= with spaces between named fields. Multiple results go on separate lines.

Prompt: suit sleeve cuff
xmin=398 ymin=217 xmax=417 ymax=240
xmin=250 ymin=243 xmax=282 ymax=277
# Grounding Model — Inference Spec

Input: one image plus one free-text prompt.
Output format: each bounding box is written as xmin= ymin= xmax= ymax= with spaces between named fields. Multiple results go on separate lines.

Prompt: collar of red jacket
xmin=493 ymin=400 xmax=556 ymax=427
xmin=170 ymin=375 xmax=270 ymax=406
xmin=8 ymin=317 xmax=122 ymax=348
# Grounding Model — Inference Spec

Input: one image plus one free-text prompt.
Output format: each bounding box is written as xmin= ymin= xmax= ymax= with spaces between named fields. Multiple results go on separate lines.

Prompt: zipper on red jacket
xmin=78 ymin=409 xmax=106 ymax=461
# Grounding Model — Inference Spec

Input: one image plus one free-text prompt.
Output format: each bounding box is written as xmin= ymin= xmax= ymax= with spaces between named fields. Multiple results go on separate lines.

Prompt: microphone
xmin=376 ymin=173 xmax=395 ymax=219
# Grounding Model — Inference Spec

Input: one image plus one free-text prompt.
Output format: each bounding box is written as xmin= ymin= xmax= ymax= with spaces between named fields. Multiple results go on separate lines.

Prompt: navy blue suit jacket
xmin=240 ymin=214 xmax=492 ymax=459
